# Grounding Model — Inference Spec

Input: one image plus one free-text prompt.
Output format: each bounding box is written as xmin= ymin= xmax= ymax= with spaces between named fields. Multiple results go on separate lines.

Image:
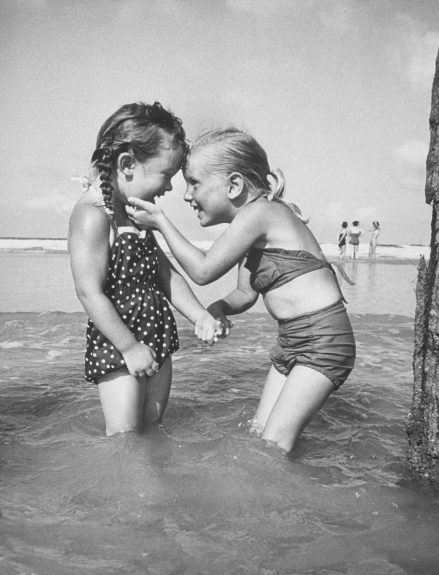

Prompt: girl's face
xmin=183 ymin=154 xmax=231 ymax=227
xmin=120 ymin=137 xmax=182 ymax=204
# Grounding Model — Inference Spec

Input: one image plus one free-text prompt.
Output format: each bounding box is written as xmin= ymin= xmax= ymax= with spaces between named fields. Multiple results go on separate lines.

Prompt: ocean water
xmin=1 ymin=251 xmax=439 ymax=575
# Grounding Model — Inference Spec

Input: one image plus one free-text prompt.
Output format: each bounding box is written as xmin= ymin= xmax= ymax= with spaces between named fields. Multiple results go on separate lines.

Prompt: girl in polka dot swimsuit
xmin=69 ymin=102 xmax=222 ymax=436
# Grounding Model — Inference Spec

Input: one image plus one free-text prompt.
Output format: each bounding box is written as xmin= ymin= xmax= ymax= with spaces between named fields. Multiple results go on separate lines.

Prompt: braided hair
xmin=91 ymin=102 xmax=187 ymax=219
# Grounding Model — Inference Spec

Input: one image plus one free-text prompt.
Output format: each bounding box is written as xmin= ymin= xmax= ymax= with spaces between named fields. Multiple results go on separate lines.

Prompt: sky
xmin=1 ymin=0 xmax=439 ymax=245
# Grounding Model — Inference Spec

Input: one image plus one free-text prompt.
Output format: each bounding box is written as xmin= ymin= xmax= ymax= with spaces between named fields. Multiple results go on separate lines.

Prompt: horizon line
xmin=0 ymin=237 xmax=429 ymax=248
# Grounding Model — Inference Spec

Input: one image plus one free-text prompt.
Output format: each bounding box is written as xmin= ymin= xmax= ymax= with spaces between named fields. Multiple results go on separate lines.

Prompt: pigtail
xmin=91 ymin=145 xmax=115 ymax=219
xmin=268 ymin=168 xmax=285 ymax=199
xmin=268 ymin=168 xmax=309 ymax=224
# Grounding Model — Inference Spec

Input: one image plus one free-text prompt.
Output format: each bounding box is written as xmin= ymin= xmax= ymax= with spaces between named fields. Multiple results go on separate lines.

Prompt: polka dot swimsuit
xmin=84 ymin=227 xmax=179 ymax=383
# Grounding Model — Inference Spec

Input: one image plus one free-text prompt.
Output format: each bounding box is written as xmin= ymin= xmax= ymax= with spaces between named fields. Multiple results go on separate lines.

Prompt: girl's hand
xmin=207 ymin=302 xmax=233 ymax=332
xmin=121 ymin=341 xmax=159 ymax=378
xmin=195 ymin=311 xmax=229 ymax=344
xmin=126 ymin=197 xmax=164 ymax=230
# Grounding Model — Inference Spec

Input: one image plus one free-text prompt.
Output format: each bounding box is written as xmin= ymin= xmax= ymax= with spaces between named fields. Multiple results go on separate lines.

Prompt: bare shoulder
xmin=237 ymin=197 xmax=307 ymax=233
xmin=71 ymin=191 xmax=107 ymax=223
xmin=228 ymin=199 xmax=274 ymax=242
xmin=69 ymin=192 xmax=109 ymax=242
xmin=252 ymin=197 xmax=305 ymax=226
xmin=236 ymin=197 xmax=279 ymax=224
xmin=250 ymin=198 xmax=322 ymax=253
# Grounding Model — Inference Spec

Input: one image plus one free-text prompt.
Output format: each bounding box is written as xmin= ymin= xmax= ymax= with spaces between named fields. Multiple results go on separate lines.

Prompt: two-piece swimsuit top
xmin=242 ymin=195 xmax=343 ymax=297
xmin=244 ymin=248 xmax=337 ymax=294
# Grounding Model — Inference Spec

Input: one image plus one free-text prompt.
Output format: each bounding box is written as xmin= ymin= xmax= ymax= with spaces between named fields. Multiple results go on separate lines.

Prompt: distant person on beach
xmin=126 ymin=128 xmax=356 ymax=453
xmin=368 ymin=221 xmax=380 ymax=258
xmin=68 ymin=102 xmax=222 ymax=436
xmin=338 ymin=221 xmax=349 ymax=259
xmin=348 ymin=221 xmax=364 ymax=259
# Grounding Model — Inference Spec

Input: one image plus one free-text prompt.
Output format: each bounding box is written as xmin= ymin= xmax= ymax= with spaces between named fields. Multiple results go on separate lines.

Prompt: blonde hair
xmin=186 ymin=128 xmax=308 ymax=222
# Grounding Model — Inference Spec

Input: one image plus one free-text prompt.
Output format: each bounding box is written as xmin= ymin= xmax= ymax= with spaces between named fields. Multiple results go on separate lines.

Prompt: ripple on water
xmin=2 ymin=308 xmax=439 ymax=574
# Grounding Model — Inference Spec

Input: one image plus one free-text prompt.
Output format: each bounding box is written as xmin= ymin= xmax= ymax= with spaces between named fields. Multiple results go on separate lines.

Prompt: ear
xmin=117 ymin=152 xmax=136 ymax=176
xmin=226 ymin=172 xmax=245 ymax=200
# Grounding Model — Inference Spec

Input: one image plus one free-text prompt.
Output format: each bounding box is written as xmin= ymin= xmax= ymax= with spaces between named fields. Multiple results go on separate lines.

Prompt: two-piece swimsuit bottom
xmin=245 ymin=248 xmax=356 ymax=389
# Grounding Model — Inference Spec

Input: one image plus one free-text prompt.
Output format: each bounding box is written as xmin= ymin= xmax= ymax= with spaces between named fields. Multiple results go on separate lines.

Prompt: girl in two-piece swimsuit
xmin=126 ymin=127 xmax=356 ymax=454
xmin=244 ymin=245 xmax=354 ymax=389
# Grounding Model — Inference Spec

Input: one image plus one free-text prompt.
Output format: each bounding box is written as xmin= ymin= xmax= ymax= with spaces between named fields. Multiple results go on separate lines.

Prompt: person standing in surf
xmin=126 ymin=128 xmax=356 ymax=453
xmin=69 ymin=102 xmax=222 ymax=436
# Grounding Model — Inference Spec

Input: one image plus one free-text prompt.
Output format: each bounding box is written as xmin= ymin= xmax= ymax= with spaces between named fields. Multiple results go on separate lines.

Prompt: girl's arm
xmin=207 ymin=259 xmax=258 ymax=322
xmin=155 ymin=242 xmax=223 ymax=342
xmin=68 ymin=204 xmax=157 ymax=375
xmin=127 ymin=198 xmax=263 ymax=285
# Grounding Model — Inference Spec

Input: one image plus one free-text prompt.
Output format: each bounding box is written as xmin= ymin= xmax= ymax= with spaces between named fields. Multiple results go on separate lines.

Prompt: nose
xmin=184 ymin=185 xmax=192 ymax=202
xmin=165 ymin=182 xmax=173 ymax=192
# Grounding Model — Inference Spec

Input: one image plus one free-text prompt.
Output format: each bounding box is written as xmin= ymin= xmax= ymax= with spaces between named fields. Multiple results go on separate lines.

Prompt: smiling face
xmin=118 ymin=133 xmax=183 ymax=205
xmin=183 ymin=153 xmax=232 ymax=227
xmin=135 ymin=147 xmax=182 ymax=203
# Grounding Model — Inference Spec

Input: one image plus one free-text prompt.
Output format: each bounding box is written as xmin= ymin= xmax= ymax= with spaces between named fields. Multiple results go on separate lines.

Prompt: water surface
xmin=1 ymin=253 xmax=438 ymax=575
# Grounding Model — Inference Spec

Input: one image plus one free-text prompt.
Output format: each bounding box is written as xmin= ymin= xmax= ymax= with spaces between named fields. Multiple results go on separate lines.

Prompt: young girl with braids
xmin=126 ymin=128 xmax=356 ymax=453
xmin=68 ymin=102 xmax=221 ymax=436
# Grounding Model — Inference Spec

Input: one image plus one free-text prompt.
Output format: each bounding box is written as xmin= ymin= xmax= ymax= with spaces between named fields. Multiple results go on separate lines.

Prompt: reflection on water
xmin=335 ymin=259 xmax=419 ymax=316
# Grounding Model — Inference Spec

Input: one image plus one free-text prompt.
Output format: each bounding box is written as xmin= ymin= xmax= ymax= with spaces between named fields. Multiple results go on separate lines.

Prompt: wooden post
xmin=407 ymin=48 xmax=439 ymax=481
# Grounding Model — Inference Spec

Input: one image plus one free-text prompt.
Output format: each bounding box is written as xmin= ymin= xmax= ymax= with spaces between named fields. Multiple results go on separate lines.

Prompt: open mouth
xmin=191 ymin=203 xmax=203 ymax=217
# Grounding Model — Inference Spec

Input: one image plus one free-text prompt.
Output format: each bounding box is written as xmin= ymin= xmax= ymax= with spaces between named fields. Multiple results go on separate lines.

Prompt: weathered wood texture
xmin=407 ymin=49 xmax=439 ymax=481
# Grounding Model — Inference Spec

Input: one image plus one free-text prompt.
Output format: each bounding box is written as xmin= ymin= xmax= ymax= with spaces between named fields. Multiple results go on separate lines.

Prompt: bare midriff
xmin=262 ymin=267 xmax=342 ymax=321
